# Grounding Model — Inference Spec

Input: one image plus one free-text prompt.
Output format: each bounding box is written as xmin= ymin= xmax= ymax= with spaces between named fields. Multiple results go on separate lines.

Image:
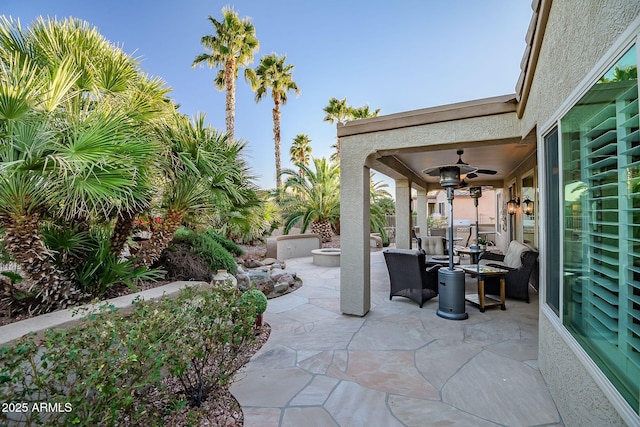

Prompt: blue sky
xmin=4 ymin=1 xmax=533 ymax=190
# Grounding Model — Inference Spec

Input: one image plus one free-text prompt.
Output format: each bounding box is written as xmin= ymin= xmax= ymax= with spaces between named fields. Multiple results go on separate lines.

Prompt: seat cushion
xmin=503 ymin=241 xmax=529 ymax=268
xmin=422 ymin=236 xmax=444 ymax=255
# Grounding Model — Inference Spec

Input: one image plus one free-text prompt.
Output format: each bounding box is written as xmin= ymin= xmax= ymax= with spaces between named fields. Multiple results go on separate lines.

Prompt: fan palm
xmin=279 ymin=157 xmax=340 ymax=242
xmin=0 ymin=17 xmax=171 ymax=310
xmin=290 ymin=133 xmax=312 ymax=176
xmin=133 ymin=113 xmax=257 ymax=267
xmin=192 ymin=7 xmax=259 ymax=141
xmin=246 ymin=53 xmax=299 ymax=189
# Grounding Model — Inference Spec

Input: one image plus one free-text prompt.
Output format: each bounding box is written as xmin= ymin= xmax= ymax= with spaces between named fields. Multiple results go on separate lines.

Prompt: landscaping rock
xmin=244 ymin=259 xmax=264 ymax=268
xmin=236 ymin=273 xmax=250 ymax=290
xmin=270 ymin=269 xmax=297 ymax=281
xmin=274 ymin=282 xmax=289 ymax=294
xmin=248 ymin=272 xmax=275 ymax=295
xmin=262 ymin=258 xmax=277 ymax=266
xmin=277 ymin=274 xmax=296 ymax=291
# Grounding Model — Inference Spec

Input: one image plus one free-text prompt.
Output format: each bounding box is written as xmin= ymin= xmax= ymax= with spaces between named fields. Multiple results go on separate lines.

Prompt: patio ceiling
xmin=370 ymin=140 xmax=537 ymax=189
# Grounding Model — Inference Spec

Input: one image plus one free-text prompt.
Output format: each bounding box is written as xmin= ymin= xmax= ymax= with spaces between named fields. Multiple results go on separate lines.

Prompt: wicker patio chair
xmin=478 ymin=241 xmax=539 ymax=303
xmin=383 ymin=248 xmax=441 ymax=307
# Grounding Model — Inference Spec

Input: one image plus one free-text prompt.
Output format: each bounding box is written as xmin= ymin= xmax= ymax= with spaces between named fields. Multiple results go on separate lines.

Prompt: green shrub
xmin=204 ymin=229 xmax=244 ymax=257
xmin=0 ymin=283 xmax=257 ymax=426
xmin=239 ymin=288 xmax=268 ymax=316
xmin=169 ymin=227 xmax=237 ymax=274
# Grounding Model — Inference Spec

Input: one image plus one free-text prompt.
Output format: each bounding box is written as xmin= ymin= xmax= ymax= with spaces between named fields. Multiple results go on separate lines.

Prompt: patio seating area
xmin=231 ymin=250 xmax=563 ymax=426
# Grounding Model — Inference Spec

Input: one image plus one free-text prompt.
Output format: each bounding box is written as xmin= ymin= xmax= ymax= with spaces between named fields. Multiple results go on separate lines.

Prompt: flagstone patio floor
xmin=231 ymin=250 xmax=564 ymax=427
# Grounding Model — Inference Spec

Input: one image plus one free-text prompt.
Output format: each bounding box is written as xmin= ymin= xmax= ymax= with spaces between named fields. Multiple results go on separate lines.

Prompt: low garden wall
xmin=265 ymin=234 xmax=321 ymax=260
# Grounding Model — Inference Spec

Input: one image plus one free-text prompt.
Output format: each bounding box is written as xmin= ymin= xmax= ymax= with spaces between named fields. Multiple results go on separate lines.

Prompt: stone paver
xmin=232 ymin=251 xmax=564 ymax=427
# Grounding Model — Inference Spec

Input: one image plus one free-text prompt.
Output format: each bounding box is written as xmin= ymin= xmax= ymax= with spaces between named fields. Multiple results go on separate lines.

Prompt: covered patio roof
xmin=338 ymin=94 xmax=537 ymax=191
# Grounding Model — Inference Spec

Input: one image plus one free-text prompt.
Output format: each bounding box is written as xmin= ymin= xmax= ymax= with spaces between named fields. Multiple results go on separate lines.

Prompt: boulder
xmin=270 ymin=269 xmax=297 ymax=281
xmin=236 ymin=273 xmax=250 ymax=290
xmin=244 ymin=259 xmax=264 ymax=268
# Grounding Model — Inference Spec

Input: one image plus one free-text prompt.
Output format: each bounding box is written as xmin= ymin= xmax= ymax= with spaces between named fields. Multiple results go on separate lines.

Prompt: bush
xmin=0 ymin=283 xmax=258 ymax=426
xmin=204 ymin=229 xmax=244 ymax=257
xmin=167 ymin=228 xmax=237 ymax=275
xmin=239 ymin=289 xmax=268 ymax=316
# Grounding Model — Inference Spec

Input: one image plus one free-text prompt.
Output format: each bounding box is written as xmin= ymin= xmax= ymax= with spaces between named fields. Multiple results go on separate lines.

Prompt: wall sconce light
xmin=507 ymin=197 xmax=520 ymax=215
xmin=523 ymin=197 xmax=534 ymax=216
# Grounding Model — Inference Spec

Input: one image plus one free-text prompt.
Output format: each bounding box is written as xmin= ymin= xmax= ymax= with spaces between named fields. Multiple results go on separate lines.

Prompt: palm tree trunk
xmin=225 ymin=59 xmax=236 ymax=141
xmin=273 ymin=100 xmax=282 ymax=188
xmin=133 ymin=208 xmax=183 ymax=268
xmin=3 ymin=214 xmax=82 ymax=313
xmin=311 ymin=219 xmax=333 ymax=243
xmin=109 ymin=209 xmax=137 ymax=256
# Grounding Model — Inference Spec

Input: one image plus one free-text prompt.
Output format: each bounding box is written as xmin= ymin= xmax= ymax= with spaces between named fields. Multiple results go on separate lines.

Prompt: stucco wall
xmin=539 ymin=314 xmax=627 ymax=426
xmin=521 ymin=0 xmax=640 ymax=133
xmin=524 ymin=0 xmax=640 ymax=424
xmin=349 ymin=112 xmax=521 ymax=155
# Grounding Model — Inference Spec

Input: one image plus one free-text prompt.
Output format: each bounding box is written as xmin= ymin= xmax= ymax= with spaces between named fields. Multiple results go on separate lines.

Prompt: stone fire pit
xmin=311 ymin=248 xmax=341 ymax=267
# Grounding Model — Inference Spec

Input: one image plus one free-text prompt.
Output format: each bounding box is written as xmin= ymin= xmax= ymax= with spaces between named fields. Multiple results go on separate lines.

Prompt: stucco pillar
xmin=416 ymin=188 xmax=428 ymax=237
xmin=395 ymin=179 xmax=412 ymax=249
xmin=340 ymin=163 xmax=371 ymax=316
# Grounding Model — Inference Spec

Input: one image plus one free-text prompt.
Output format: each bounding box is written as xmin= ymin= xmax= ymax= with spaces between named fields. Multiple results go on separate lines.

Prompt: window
xmin=544 ymin=127 xmax=560 ymax=314
xmin=560 ymin=45 xmax=639 ymax=412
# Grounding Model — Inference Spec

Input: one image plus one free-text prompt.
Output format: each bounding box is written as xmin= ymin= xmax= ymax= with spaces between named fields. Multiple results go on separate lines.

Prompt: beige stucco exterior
xmin=338 ymin=0 xmax=640 ymax=424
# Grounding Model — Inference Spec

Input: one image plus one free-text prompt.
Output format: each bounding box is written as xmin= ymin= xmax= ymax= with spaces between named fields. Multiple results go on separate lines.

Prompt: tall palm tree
xmin=290 ymin=133 xmax=312 ymax=176
xmin=279 ymin=157 xmax=340 ymax=242
xmin=323 ymin=97 xmax=350 ymax=160
xmin=246 ymin=53 xmax=300 ymax=189
xmin=192 ymin=7 xmax=259 ymax=141
xmin=352 ymin=105 xmax=381 ymax=119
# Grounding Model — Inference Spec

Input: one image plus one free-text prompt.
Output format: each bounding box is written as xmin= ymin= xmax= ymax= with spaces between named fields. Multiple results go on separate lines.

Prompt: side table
xmin=461 ymin=264 xmax=509 ymax=312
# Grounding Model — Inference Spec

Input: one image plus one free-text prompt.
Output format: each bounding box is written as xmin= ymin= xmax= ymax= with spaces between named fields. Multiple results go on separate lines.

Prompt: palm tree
xmin=0 ymin=17 xmax=171 ymax=311
xmin=290 ymin=133 xmax=312 ymax=176
xmin=279 ymin=157 xmax=340 ymax=242
xmin=192 ymin=7 xmax=259 ymax=141
xmin=370 ymin=171 xmax=392 ymax=202
xmin=246 ymin=53 xmax=300 ymax=189
xmin=133 ymin=113 xmax=256 ymax=267
xmin=323 ymin=97 xmax=350 ymax=160
xmin=351 ymin=105 xmax=381 ymax=119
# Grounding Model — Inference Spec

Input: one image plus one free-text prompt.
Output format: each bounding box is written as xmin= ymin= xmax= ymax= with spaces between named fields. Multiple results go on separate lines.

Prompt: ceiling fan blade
xmin=466 ymin=172 xmax=478 ymax=179
xmin=476 ymin=169 xmax=498 ymax=175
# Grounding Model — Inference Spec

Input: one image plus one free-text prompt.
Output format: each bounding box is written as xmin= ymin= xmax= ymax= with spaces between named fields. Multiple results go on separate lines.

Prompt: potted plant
xmin=239 ymin=288 xmax=268 ymax=328
xmin=477 ymin=236 xmax=488 ymax=250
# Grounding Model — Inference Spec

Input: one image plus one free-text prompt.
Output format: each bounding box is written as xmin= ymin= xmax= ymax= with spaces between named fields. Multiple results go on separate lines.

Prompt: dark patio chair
xmin=478 ymin=241 xmax=539 ymax=303
xmin=383 ymin=248 xmax=441 ymax=307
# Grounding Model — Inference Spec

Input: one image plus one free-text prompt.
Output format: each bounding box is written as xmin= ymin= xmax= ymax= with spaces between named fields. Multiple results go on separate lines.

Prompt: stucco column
xmin=395 ymin=179 xmax=412 ymax=249
xmin=340 ymin=162 xmax=371 ymax=316
xmin=416 ymin=188 xmax=428 ymax=237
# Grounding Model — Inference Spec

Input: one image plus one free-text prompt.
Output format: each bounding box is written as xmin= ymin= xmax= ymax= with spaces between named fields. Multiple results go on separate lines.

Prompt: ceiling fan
xmin=423 ymin=149 xmax=498 ymax=188
xmin=454 ymin=149 xmax=498 ymax=179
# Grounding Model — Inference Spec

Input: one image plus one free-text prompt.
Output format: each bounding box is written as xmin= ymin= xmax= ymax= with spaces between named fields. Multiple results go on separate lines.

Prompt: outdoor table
xmin=425 ymin=255 xmax=460 ymax=267
xmin=456 ymin=246 xmax=484 ymax=264
xmin=462 ymin=264 xmax=509 ymax=312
